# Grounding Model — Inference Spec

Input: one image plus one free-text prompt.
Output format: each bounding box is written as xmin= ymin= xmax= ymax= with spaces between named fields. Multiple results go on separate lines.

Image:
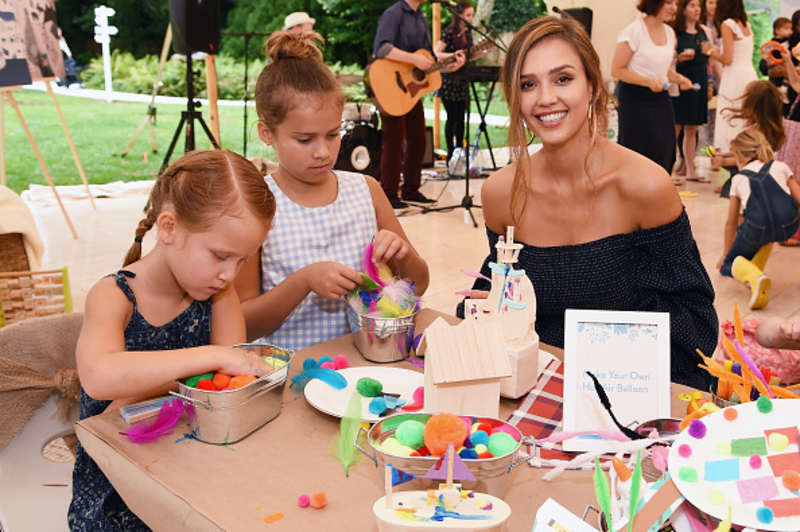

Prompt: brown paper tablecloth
xmin=75 ymin=310 xmax=692 ymax=531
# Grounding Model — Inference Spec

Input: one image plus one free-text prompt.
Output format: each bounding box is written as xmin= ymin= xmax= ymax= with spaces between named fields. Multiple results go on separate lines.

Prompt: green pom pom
xmin=487 ymin=432 xmax=517 ymax=457
xmin=356 ymin=377 xmax=383 ymax=397
xmin=185 ymin=372 xmax=214 ymax=388
xmin=756 ymin=395 xmax=773 ymax=413
xmin=395 ymin=420 xmax=426 ymax=449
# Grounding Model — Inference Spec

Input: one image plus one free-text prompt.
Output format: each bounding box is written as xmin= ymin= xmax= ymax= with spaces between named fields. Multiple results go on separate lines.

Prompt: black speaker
xmin=423 ymin=126 xmax=434 ymax=168
xmin=563 ymin=7 xmax=593 ymax=38
xmin=168 ymin=0 xmax=221 ymax=55
xmin=336 ymin=124 xmax=382 ymax=180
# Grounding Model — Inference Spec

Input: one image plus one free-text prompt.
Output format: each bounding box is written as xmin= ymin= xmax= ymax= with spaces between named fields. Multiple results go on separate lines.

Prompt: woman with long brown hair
xmin=459 ymin=16 xmax=717 ymax=389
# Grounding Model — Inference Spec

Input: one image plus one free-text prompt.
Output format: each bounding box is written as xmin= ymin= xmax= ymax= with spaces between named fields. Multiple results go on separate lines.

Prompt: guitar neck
xmin=426 ymin=41 xmax=489 ymax=74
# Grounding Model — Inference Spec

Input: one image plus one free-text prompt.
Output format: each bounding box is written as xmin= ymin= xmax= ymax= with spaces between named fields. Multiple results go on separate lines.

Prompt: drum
xmin=336 ymin=122 xmax=382 ymax=180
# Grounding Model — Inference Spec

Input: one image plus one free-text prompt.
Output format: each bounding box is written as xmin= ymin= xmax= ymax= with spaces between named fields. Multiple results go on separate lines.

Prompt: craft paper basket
xmin=356 ymin=413 xmax=531 ymax=497
xmin=347 ymin=306 xmax=418 ymax=363
xmin=171 ymin=343 xmax=293 ymax=444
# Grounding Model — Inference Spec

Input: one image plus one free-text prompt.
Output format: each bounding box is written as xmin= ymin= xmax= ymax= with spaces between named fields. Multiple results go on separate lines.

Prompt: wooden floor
xmin=26 ymin=155 xmax=800 ymax=328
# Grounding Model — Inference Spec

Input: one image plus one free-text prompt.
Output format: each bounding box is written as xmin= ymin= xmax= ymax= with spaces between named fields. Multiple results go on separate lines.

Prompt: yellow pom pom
xmin=474 ymin=444 xmax=488 ymax=454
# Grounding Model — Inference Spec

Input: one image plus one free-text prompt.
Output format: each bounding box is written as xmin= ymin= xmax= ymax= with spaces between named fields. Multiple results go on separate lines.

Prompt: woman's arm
xmin=705 ymin=22 xmax=734 ymax=65
xmin=781 ymin=49 xmax=800 ymax=93
xmin=611 ymin=41 xmax=665 ymax=92
xmin=367 ymin=177 xmax=430 ymax=294
xmin=76 ymin=278 xmax=272 ymax=401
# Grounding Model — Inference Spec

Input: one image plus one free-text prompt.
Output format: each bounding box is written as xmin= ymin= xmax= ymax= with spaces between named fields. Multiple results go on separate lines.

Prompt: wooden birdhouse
xmin=464 ymin=226 xmax=540 ymax=399
xmin=423 ymin=318 xmax=512 ymax=417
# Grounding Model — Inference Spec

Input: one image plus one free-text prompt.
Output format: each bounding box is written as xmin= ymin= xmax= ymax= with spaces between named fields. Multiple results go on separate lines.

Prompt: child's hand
xmin=716 ymin=256 xmax=725 ymax=271
xmin=216 ymin=346 xmax=276 ymax=377
xmin=371 ymin=230 xmax=410 ymax=264
xmin=781 ymin=316 xmax=800 ymax=342
xmin=304 ymin=262 xmax=363 ymax=300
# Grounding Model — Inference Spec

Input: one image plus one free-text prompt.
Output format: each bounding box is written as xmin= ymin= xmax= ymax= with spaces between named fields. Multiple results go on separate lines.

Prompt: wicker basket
xmin=0 ymin=234 xmax=30 ymax=273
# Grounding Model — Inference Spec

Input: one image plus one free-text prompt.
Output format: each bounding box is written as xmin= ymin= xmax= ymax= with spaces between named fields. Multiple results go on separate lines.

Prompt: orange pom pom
xmin=310 ymin=491 xmax=327 ymax=509
xmin=782 ymin=470 xmax=800 ymax=491
xmin=723 ymin=408 xmax=738 ymax=421
xmin=213 ymin=373 xmax=231 ymax=390
xmin=229 ymin=375 xmax=257 ymax=389
xmin=424 ymin=413 xmax=469 ymax=456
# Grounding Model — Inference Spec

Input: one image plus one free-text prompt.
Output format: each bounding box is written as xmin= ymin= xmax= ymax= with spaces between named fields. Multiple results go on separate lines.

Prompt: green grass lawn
xmin=2 ymin=88 xmax=510 ymax=194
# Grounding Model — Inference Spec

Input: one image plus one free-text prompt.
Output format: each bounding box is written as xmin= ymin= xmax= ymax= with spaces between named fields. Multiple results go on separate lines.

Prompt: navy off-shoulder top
xmin=457 ymin=210 xmax=717 ymax=391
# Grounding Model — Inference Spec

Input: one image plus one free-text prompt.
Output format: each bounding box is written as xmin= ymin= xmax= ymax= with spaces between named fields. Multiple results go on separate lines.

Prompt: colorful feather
xmin=362 ymin=242 xmax=386 ymax=288
xmin=461 ymin=268 xmax=491 ymax=282
xmin=290 ymin=368 xmax=347 ymax=390
xmin=627 ymin=450 xmax=643 ymax=532
xmin=594 ymin=456 xmax=613 ymax=532
xmin=120 ymin=398 xmax=185 ymax=443
xmin=733 ymin=300 xmax=744 ymax=348
xmin=733 ymin=341 xmax=774 ymax=398
xmin=331 ymin=392 xmax=363 ymax=476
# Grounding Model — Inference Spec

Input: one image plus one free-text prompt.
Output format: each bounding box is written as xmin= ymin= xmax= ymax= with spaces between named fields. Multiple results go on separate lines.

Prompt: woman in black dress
xmin=434 ymin=1 xmax=491 ymax=163
xmin=672 ymin=0 xmax=711 ymax=182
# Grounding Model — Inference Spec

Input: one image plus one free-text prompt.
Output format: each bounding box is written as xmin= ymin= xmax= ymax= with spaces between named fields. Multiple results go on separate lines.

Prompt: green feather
xmin=594 ymin=457 xmax=613 ymax=532
xmin=628 ymin=450 xmax=643 ymax=532
xmin=331 ymin=391 xmax=363 ymax=477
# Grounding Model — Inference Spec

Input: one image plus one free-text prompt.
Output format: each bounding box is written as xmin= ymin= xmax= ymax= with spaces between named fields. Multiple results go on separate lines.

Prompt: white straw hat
xmin=283 ymin=12 xmax=316 ymax=31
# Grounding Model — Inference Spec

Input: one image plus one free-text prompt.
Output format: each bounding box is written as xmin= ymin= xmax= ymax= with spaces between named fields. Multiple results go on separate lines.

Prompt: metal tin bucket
xmin=355 ymin=413 xmax=532 ymax=497
xmin=347 ymin=306 xmax=418 ymax=363
xmin=171 ymin=343 xmax=294 ymax=444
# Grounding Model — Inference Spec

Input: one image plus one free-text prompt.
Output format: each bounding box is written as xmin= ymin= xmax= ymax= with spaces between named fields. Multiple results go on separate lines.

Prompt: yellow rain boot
xmin=732 ymin=256 xmax=771 ymax=309
xmin=750 ymin=244 xmax=773 ymax=271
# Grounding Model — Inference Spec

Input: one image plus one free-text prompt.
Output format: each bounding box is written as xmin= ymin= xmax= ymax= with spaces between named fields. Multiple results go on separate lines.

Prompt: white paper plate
xmin=304 ymin=366 xmax=424 ymax=422
xmin=667 ymin=399 xmax=800 ymax=531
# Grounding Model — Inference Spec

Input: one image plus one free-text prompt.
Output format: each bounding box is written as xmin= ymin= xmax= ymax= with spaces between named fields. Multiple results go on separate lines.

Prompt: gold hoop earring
xmin=588 ymin=103 xmax=593 ymax=123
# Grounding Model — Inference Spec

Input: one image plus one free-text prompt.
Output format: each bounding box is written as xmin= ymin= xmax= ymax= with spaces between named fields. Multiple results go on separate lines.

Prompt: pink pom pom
xmin=333 ymin=354 xmax=349 ymax=370
xmin=491 ymin=425 xmax=521 ymax=441
xmin=298 ymin=494 xmax=310 ymax=508
xmin=320 ymin=361 xmax=335 ymax=369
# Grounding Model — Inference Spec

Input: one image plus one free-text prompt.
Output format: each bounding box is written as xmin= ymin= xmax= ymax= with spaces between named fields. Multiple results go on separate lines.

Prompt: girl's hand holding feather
xmin=304 ymin=262 xmax=364 ymax=300
xmin=371 ymin=229 xmax=410 ymax=264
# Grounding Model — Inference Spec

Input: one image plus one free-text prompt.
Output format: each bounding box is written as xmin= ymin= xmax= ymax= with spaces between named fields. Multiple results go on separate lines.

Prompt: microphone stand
xmin=422 ymin=4 xmax=504 ymax=227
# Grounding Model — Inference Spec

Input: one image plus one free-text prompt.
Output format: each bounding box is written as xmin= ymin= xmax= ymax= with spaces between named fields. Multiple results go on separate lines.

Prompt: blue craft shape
xmin=704 ymin=458 xmax=740 ymax=482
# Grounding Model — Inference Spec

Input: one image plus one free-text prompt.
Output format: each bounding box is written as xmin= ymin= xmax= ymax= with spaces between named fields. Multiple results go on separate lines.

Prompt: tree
xmin=488 ymin=0 xmax=546 ymax=33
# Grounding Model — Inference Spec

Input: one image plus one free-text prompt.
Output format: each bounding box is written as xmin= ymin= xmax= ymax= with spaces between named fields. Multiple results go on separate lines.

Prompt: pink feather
xmin=734 ymin=340 xmax=774 ymax=398
xmin=461 ymin=269 xmax=491 ymax=282
xmin=362 ymin=242 xmax=386 ymax=288
xmin=121 ymin=398 xmax=185 ymax=443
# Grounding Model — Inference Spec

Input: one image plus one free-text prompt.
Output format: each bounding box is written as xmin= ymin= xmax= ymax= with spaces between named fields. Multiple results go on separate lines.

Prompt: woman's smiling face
xmin=518 ymin=37 xmax=593 ymax=149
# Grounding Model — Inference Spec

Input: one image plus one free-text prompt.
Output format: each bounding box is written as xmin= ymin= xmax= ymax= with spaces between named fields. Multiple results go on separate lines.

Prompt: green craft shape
xmin=730 ymin=437 xmax=768 ymax=456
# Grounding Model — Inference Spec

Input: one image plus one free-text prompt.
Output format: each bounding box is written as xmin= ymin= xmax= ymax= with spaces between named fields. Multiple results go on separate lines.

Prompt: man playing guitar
xmin=373 ymin=0 xmax=465 ymax=209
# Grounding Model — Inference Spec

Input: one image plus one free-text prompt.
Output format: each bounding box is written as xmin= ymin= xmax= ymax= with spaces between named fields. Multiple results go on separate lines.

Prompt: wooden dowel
xmin=46 ymin=81 xmax=95 ymax=209
xmin=1 ymin=92 xmax=6 ymax=187
xmin=205 ymin=54 xmax=220 ymax=145
xmin=6 ymin=92 xmax=77 ymax=239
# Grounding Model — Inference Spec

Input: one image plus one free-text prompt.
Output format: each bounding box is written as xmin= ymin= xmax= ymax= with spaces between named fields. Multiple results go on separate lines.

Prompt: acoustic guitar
xmin=364 ymin=39 xmax=493 ymax=117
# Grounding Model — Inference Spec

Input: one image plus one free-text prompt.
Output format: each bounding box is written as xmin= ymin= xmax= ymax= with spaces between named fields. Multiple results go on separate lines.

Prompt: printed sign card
xmin=563 ymin=310 xmax=671 ymax=452
xmin=531 ymin=498 xmax=599 ymax=532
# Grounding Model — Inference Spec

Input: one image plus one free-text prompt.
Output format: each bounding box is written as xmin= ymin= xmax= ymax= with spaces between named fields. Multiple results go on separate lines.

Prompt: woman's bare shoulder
xmin=604 ymin=142 xmax=683 ymax=228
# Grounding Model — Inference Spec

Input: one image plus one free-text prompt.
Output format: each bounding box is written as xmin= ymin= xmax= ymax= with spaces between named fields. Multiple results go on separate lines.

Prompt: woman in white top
xmin=612 ymin=0 xmax=694 ymax=176
xmin=703 ymin=0 xmax=757 ymax=153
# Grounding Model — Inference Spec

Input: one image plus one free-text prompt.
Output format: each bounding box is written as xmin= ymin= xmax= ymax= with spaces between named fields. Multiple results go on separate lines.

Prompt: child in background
xmin=711 ymin=80 xmax=785 ymax=196
xmin=69 ymin=150 xmax=277 ymax=529
xmin=235 ymin=31 xmax=430 ymax=351
xmin=716 ymin=129 xmax=800 ymax=309
xmin=758 ymin=17 xmax=793 ymax=92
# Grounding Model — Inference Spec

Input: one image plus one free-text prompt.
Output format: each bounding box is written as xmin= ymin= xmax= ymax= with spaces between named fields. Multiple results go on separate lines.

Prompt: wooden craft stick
xmin=631 ymin=478 xmax=683 ymax=532
xmin=5 ymin=91 xmax=77 ymax=239
xmin=447 ymin=444 xmax=455 ymax=489
xmin=45 ymin=81 xmax=94 ymax=209
xmin=385 ymin=464 xmax=392 ymax=508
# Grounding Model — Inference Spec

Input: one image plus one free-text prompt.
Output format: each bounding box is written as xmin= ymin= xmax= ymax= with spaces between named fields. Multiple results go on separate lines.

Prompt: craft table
xmin=75 ymin=310 xmax=693 ymax=531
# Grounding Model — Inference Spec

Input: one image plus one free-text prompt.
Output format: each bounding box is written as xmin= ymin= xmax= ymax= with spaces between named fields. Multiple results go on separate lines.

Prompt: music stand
xmin=159 ymin=53 xmax=220 ymax=174
xmin=422 ymin=6 xmax=503 ymax=227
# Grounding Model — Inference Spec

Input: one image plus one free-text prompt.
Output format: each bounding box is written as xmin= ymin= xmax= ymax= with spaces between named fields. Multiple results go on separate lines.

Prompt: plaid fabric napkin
xmin=506 ymin=353 xmax=599 ymax=468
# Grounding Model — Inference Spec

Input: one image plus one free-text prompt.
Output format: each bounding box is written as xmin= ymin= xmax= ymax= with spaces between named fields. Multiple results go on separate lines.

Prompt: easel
xmin=0 ymin=87 xmax=78 ymax=239
xmin=121 ymin=25 xmax=173 ymax=158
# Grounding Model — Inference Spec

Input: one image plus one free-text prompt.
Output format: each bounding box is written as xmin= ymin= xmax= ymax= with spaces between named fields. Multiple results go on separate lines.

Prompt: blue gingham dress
xmin=260 ymin=171 xmax=377 ymax=350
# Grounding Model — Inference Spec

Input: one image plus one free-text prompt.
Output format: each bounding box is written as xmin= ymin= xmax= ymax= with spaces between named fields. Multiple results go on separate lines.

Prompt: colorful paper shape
xmin=390 ymin=465 xmax=416 ymax=487
xmin=764 ymin=498 xmax=800 ymax=518
xmin=704 ymin=459 xmax=740 ymax=482
xmin=735 ymin=476 xmax=779 ymax=504
xmin=730 ymin=437 xmax=768 ymax=457
xmin=767 ymin=453 xmax=800 ymax=478
xmin=423 ymin=447 xmax=476 ymax=482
